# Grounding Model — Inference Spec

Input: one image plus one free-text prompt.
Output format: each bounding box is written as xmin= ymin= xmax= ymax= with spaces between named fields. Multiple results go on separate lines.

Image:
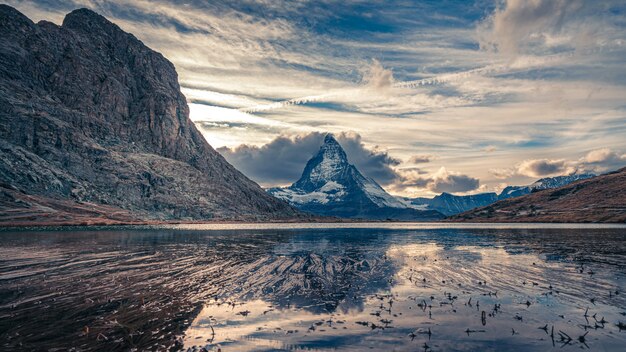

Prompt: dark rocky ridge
xmin=0 ymin=5 xmax=303 ymax=223
xmin=449 ymin=168 xmax=626 ymax=223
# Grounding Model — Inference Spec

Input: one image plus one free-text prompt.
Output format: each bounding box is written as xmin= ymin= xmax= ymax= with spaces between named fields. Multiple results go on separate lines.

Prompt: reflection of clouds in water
xmin=186 ymin=298 xmax=389 ymax=351
xmin=404 ymin=229 xmax=500 ymax=250
xmin=185 ymin=237 xmax=626 ymax=352
xmin=443 ymin=248 xmax=483 ymax=263
xmin=3 ymin=226 xmax=625 ymax=351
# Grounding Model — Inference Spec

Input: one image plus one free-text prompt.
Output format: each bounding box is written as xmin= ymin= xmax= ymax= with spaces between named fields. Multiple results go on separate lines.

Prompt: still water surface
xmin=0 ymin=223 xmax=625 ymax=351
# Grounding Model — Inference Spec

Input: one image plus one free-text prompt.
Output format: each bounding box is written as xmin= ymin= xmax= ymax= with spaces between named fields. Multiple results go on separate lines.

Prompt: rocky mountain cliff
xmin=268 ymin=134 xmax=443 ymax=220
xmin=0 ymin=5 xmax=302 ymax=224
xmin=449 ymin=168 xmax=626 ymax=223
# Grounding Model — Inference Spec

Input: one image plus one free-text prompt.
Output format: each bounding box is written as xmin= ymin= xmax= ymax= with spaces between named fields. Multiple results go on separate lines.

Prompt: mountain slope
xmin=268 ymin=135 xmax=443 ymax=220
xmin=498 ymin=173 xmax=595 ymax=200
xmin=449 ymin=168 xmax=626 ymax=223
xmin=0 ymin=5 xmax=302 ymax=224
xmin=404 ymin=192 xmax=498 ymax=216
xmin=403 ymin=173 xmax=596 ymax=216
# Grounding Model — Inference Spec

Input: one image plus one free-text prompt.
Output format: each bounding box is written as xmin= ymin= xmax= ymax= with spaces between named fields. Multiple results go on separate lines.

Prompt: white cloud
xmin=9 ymin=1 xmax=626 ymax=197
xmin=362 ymin=59 xmax=394 ymax=92
xmin=391 ymin=167 xmax=480 ymax=195
xmin=408 ymin=154 xmax=435 ymax=164
xmin=582 ymin=148 xmax=625 ymax=164
xmin=577 ymin=147 xmax=626 ymax=173
xmin=427 ymin=167 xmax=480 ymax=193
xmin=489 ymin=168 xmax=515 ymax=179
xmin=516 ymin=158 xmax=573 ymax=177
xmin=477 ymin=0 xmax=626 ymax=57
xmin=494 ymin=148 xmax=626 ymax=180
xmin=478 ymin=0 xmax=582 ymax=55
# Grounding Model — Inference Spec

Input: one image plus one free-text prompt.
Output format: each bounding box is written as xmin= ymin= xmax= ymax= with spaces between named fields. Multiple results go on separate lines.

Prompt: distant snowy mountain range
xmin=497 ymin=173 xmax=596 ymax=200
xmin=402 ymin=173 xmax=596 ymax=215
xmin=267 ymin=134 xmax=443 ymax=220
xmin=268 ymin=134 xmax=596 ymax=219
xmin=402 ymin=192 xmax=498 ymax=216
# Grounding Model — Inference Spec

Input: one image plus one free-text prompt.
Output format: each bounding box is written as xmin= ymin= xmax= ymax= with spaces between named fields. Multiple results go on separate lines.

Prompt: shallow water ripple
xmin=0 ymin=225 xmax=624 ymax=351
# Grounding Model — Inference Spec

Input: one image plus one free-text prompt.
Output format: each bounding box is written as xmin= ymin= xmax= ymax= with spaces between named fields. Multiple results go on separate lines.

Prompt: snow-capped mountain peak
xmin=499 ymin=173 xmax=596 ymax=200
xmin=529 ymin=173 xmax=595 ymax=190
xmin=294 ymin=134 xmax=349 ymax=189
xmin=268 ymin=134 xmax=442 ymax=220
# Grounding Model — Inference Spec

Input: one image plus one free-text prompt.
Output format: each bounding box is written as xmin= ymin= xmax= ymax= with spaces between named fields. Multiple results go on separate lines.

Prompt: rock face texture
xmin=0 ymin=5 xmax=302 ymax=224
xmin=449 ymin=168 xmax=626 ymax=223
xmin=268 ymin=134 xmax=443 ymax=220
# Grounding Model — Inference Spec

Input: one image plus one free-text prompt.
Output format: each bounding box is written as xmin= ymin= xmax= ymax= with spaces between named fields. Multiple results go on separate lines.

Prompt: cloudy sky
xmin=12 ymin=0 xmax=626 ymax=197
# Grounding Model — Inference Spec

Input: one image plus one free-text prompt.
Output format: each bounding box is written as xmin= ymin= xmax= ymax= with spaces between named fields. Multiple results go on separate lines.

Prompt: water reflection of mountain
xmin=1 ymin=226 xmax=625 ymax=351
xmin=208 ymin=229 xmax=399 ymax=314
xmin=3 ymin=228 xmax=401 ymax=315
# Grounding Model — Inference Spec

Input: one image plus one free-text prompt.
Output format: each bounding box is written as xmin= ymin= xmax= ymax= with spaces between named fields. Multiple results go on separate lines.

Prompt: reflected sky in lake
xmin=0 ymin=224 xmax=625 ymax=351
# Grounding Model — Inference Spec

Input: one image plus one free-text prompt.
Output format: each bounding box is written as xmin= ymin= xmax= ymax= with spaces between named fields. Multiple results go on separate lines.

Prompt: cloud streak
xmin=238 ymin=52 xmax=576 ymax=114
xmin=11 ymin=0 xmax=626 ymax=196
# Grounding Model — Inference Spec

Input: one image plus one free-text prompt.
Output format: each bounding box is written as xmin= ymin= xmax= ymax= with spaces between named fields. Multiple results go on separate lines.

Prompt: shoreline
xmin=1 ymin=219 xmax=625 ymax=231
xmin=0 ymin=217 xmax=402 ymax=229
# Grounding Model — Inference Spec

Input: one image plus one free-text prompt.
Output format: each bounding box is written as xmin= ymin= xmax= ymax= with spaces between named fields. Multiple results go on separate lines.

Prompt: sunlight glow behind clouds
xmin=11 ymin=0 xmax=626 ymax=196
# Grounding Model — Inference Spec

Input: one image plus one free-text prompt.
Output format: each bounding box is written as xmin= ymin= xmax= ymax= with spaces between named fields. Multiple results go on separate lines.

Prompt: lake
xmin=1 ymin=223 xmax=625 ymax=351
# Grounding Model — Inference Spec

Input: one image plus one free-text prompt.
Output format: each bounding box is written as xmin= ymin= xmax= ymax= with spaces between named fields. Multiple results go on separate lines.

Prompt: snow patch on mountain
xmin=319 ymin=181 xmax=344 ymax=193
xmin=359 ymin=176 xmax=407 ymax=208
xmin=272 ymin=189 xmax=330 ymax=205
xmin=271 ymin=180 xmax=348 ymax=205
